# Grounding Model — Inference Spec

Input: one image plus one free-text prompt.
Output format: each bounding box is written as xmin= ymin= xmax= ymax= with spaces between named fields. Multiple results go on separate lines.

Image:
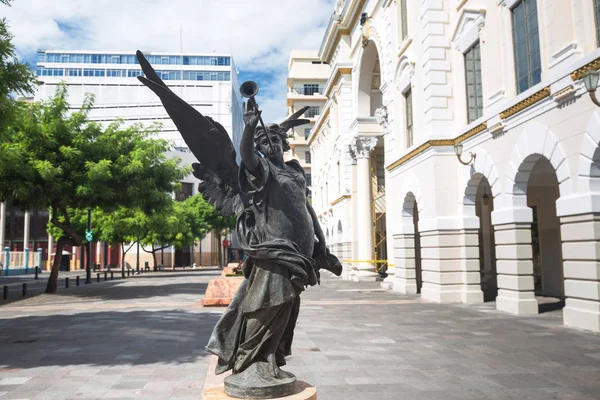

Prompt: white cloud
xmin=3 ymin=0 xmax=335 ymax=121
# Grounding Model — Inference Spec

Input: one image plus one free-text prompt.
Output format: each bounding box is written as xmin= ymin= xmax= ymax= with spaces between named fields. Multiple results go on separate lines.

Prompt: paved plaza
xmin=0 ymin=270 xmax=598 ymax=399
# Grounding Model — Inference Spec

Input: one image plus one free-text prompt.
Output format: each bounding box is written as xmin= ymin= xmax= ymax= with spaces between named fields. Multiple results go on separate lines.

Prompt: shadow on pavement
xmin=0 ymin=310 xmax=221 ymax=368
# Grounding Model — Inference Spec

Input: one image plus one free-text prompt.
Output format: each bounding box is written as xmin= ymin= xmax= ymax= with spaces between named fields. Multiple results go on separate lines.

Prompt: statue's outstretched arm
xmin=241 ymin=103 xmax=261 ymax=176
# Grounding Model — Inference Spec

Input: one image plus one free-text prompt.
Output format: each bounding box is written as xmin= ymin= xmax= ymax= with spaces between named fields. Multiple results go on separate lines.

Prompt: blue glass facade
xmin=36 ymin=67 xmax=231 ymax=81
xmin=37 ymin=52 xmax=231 ymax=66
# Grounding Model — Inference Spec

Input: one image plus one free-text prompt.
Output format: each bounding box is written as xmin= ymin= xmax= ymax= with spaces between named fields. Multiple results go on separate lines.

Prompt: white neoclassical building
xmin=309 ymin=0 xmax=600 ymax=332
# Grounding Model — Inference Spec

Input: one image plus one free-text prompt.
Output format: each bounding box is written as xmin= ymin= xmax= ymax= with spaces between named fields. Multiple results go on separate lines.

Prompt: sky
xmin=3 ymin=0 xmax=335 ymax=122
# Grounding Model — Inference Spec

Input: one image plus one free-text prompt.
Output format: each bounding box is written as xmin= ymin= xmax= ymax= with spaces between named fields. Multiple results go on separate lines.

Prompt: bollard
xmin=121 ymin=270 xmax=125 ymax=279
xmin=127 ymin=269 xmax=130 ymax=277
xmin=76 ymin=276 xmax=80 ymax=286
xmin=22 ymin=283 xmax=27 ymax=297
xmin=65 ymin=277 xmax=69 ymax=289
xmin=34 ymin=267 xmax=38 ymax=280
xmin=110 ymin=271 xmax=114 ymax=280
xmin=3 ymin=285 xmax=7 ymax=300
xmin=96 ymin=273 xmax=100 ymax=282
xmin=104 ymin=272 xmax=107 ymax=281
xmin=136 ymin=265 xmax=140 ymax=274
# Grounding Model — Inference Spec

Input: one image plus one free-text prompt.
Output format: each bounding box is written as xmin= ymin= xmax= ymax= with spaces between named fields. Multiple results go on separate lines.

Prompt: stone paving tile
xmin=0 ymin=270 xmax=598 ymax=399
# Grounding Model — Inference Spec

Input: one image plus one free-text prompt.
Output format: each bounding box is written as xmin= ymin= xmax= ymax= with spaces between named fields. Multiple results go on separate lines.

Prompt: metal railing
xmin=289 ymin=86 xmax=325 ymax=96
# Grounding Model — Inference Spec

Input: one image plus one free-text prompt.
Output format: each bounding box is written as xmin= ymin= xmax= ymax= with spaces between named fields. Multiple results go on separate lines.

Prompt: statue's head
xmin=253 ymin=106 xmax=311 ymax=159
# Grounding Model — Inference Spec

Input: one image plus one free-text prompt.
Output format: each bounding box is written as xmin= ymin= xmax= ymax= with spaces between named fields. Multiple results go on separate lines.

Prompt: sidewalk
xmin=0 ymin=271 xmax=597 ymax=399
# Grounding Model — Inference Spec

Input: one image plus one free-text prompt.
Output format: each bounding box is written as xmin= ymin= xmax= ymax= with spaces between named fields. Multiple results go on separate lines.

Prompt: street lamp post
xmin=85 ymin=208 xmax=92 ymax=284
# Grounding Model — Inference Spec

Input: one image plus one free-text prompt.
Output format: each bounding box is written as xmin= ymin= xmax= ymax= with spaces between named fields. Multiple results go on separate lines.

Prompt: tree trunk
xmin=46 ymin=237 xmax=73 ymax=293
xmin=151 ymin=244 xmax=157 ymax=269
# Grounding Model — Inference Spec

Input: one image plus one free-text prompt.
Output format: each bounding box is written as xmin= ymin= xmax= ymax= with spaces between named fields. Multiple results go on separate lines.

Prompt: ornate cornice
xmin=499 ymin=87 xmax=551 ymax=119
xmin=570 ymin=56 xmax=600 ymax=81
xmin=331 ymin=194 xmax=351 ymax=206
xmin=454 ymin=122 xmax=487 ymax=143
xmin=386 ymin=122 xmax=487 ymax=172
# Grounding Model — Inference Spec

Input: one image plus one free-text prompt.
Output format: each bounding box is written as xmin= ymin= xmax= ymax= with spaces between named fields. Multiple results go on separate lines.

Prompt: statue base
xmin=202 ymin=381 xmax=316 ymax=400
xmin=201 ymin=277 xmax=244 ymax=306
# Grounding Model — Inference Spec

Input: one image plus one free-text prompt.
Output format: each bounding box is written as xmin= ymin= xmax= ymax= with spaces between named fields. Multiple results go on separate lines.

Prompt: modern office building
xmin=0 ymin=50 xmax=243 ymax=269
xmin=310 ymin=0 xmax=600 ymax=332
xmin=285 ymin=50 xmax=331 ymax=194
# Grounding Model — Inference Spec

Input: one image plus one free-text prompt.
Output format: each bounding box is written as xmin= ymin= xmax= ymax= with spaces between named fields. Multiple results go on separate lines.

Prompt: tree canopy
xmin=0 ymin=85 xmax=189 ymax=292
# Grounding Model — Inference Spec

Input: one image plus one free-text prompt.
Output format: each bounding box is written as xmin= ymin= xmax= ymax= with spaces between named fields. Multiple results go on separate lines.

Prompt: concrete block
xmin=422 ymin=271 xmax=462 ymax=284
xmin=421 ymin=283 xmax=462 ymax=303
xmin=560 ymin=219 xmax=600 ymax=241
xmin=496 ymin=259 xmax=534 ymax=275
xmin=496 ymin=290 xmax=539 ymax=315
xmin=563 ymin=298 xmax=600 ymax=332
xmin=562 ymin=241 xmax=600 ymax=261
xmin=494 ymin=228 xmax=532 ymax=245
xmin=497 ymin=274 xmax=534 ymax=291
xmin=421 ymin=259 xmax=460 ymax=272
xmin=563 ymin=261 xmax=600 ymax=280
xmin=495 ymin=244 xmax=532 ymax=260
xmin=564 ymin=279 xmax=600 ymax=301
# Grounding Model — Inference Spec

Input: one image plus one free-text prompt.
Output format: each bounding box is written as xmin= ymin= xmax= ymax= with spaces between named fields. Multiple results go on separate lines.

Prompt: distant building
xmin=285 ymin=50 xmax=331 ymax=198
xmin=0 ymin=50 xmax=243 ymax=269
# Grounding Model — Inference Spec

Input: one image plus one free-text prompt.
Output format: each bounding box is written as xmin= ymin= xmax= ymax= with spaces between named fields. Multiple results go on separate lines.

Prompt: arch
xmin=461 ymin=149 xmax=501 ymax=215
xmin=394 ymin=55 xmax=415 ymax=93
xmin=505 ymin=121 xmax=573 ymax=208
xmin=355 ymin=38 xmax=385 ymax=117
xmin=579 ymin=111 xmax=600 ymax=192
xmin=398 ymin=173 xmax=423 ymax=216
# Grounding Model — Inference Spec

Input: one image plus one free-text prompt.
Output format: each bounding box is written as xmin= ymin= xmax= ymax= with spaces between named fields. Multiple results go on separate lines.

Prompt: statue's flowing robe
xmin=206 ymin=158 xmax=318 ymax=375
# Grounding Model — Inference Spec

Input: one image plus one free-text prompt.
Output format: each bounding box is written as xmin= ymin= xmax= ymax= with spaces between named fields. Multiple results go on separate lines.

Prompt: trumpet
xmin=240 ymin=80 xmax=274 ymax=153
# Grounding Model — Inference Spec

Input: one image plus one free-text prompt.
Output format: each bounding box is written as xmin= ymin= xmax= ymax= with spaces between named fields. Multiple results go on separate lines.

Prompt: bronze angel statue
xmin=136 ymin=51 xmax=342 ymax=398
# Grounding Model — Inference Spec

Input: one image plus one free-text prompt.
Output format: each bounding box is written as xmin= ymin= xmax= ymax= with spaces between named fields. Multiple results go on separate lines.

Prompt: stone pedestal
xmin=201 ymin=277 xmax=243 ymax=307
xmin=419 ymin=229 xmax=482 ymax=303
xmin=560 ymin=213 xmax=600 ymax=332
xmin=493 ymin=222 xmax=538 ymax=315
xmin=202 ymin=382 xmax=316 ymax=400
xmin=392 ymin=233 xmax=417 ymax=294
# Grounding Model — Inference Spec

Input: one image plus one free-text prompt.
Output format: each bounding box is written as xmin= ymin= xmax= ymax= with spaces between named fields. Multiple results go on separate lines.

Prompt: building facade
xmin=285 ymin=50 xmax=331 ymax=192
xmin=310 ymin=0 xmax=600 ymax=332
xmin=0 ymin=50 xmax=243 ymax=269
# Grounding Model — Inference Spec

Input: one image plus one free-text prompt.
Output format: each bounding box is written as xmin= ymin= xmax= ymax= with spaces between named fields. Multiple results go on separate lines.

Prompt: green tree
xmin=96 ymin=207 xmax=148 ymax=270
xmin=0 ymin=0 xmax=35 ymax=133
xmin=0 ymin=86 xmax=187 ymax=292
xmin=202 ymin=203 xmax=236 ymax=267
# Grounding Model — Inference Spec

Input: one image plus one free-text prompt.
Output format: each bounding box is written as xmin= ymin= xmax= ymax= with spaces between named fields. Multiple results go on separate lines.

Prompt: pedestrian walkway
xmin=0 ymin=271 xmax=597 ymax=399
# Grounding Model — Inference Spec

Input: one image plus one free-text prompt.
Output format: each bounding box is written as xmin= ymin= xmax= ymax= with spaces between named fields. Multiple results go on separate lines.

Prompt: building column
xmin=492 ymin=208 xmax=538 ymax=315
xmin=352 ymin=136 xmax=379 ymax=281
xmin=557 ymin=193 xmax=600 ymax=332
xmin=0 ymin=202 xmax=5 ymax=249
xmin=23 ymin=210 xmax=30 ymax=252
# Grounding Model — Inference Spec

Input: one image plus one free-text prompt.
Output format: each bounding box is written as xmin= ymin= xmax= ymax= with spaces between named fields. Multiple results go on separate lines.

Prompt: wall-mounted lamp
xmin=582 ymin=70 xmax=600 ymax=107
xmin=482 ymin=190 xmax=490 ymax=206
xmin=453 ymin=143 xmax=476 ymax=166
xmin=360 ymin=12 xmax=368 ymax=25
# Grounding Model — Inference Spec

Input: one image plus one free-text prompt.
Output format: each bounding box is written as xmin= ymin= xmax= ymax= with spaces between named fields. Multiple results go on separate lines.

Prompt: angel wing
xmin=135 ymin=50 xmax=247 ymax=217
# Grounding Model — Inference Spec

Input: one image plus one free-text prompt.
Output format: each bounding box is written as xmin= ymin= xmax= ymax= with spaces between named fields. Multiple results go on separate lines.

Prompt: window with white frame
xmin=511 ymin=0 xmax=541 ymax=94
xmin=465 ymin=41 xmax=483 ymax=123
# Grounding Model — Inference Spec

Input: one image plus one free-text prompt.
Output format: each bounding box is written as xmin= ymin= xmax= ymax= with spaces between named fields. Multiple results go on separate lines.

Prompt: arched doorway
xmin=475 ymin=177 xmax=497 ymax=302
xmin=525 ymin=155 xmax=564 ymax=305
